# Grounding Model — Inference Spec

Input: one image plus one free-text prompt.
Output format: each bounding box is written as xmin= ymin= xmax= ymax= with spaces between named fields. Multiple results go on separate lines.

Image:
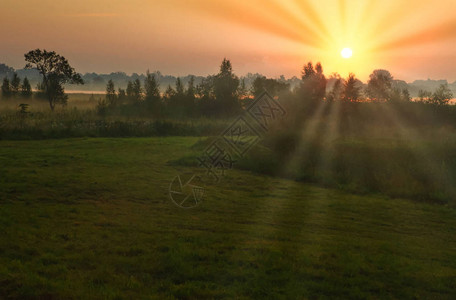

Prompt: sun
xmin=341 ymin=48 xmax=353 ymax=59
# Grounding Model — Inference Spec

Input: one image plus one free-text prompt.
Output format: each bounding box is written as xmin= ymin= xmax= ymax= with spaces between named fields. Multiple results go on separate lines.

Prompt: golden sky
xmin=1 ymin=0 xmax=456 ymax=81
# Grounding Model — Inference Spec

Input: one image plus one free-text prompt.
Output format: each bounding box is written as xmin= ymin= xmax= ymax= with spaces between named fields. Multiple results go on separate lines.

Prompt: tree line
xmin=98 ymin=60 xmax=453 ymax=118
xmin=1 ymin=49 xmax=453 ymax=115
xmin=98 ymin=58 xmax=245 ymax=117
xmin=1 ymin=73 xmax=32 ymax=99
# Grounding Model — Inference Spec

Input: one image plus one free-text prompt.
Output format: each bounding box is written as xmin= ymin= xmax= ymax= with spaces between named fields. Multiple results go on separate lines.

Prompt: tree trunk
xmin=49 ymin=98 xmax=55 ymax=111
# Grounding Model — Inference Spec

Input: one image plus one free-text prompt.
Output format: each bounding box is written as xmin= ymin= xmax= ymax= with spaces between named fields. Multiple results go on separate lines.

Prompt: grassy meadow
xmin=0 ymin=95 xmax=455 ymax=299
xmin=0 ymin=137 xmax=455 ymax=299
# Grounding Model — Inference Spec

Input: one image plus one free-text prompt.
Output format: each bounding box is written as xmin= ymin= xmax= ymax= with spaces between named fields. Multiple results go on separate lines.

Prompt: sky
xmin=1 ymin=0 xmax=456 ymax=82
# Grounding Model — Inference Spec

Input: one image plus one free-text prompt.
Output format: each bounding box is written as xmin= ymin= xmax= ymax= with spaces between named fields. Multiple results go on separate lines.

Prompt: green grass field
xmin=1 ymin=137 xmax=455 ymax=299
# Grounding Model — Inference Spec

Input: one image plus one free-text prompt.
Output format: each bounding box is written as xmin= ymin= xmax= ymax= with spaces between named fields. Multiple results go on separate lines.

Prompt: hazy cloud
xmin=64 ymin=13 xmax=119 ymax=18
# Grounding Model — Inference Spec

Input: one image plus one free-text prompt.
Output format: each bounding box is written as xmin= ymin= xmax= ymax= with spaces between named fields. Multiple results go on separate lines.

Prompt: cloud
xmin=65 ymin=13 xmax=119 ymax=18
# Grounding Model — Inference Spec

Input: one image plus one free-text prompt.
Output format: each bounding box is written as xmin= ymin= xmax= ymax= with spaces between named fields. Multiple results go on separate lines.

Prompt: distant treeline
xmin=87 ymin=59 xmax=453 ymax=119
xmin=0 ymin=62 xmax=300 ymax=94
xmin=1 ymin=62 xmax=455 ymax=97
xmin=2 ymin=59 xmax=454 ymax=119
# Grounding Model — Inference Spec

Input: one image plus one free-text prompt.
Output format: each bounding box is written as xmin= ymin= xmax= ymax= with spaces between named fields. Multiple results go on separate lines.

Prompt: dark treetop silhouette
xmin=24 ymin=49 xmax=83 ymax=110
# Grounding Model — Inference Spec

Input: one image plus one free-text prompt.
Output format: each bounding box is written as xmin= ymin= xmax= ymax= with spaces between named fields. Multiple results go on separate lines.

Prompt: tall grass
xmin=0 ymin=95 xmax=229 ymax=139
xmin=233 ymin=101 xmax=456 ymax=204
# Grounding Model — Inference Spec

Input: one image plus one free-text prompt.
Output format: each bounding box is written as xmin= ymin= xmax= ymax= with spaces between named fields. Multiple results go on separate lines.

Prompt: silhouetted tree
xmin=186 ymin=76 xmax=196 ymax=99
xmin=238 ymin=78 xmax=248 ymax=99
xmin=196 ymin=76 xmax=216 ymax=116
xmin=167 ymin=78 xmax=188 ymax=117
xmin=106 ymin=79 xmax=117 ymax=106
xmin=343 ymin=73 xmax=361 ymax=102
xmin=390 ymin=87 xmax=412 ymax=103
xmin=389 ymin=88 xmax=402 ymax=103
xmin=11 ymin=73 xmax=21 ymax=97
xmin=300 ymin=62 xmax=326 ymax=102
xmin=24 ymin=49 xmax=83 ymax=110
xmin=366 ymin=69 xmax=393 ymax=102
xmin=1 ymin=77 xmax=11 ymax=99
xmin=175 ymin=77 xmax=184 ymax=97
xmin=144 ymin=71 xmax=160 ymax=109
xmin=132 ymin=79 xmax=143 ymax=102
xmin=126 ymin=81 xmax=134 ymax=101
xmin=326 ymin=74 xmax=343 ymax=102
xmin=21 ymin=77 xmax=32 ymax=98
xmin=167 ymin=78 xmax=185 ymax=115
xmin=213 ymin=58 xmax=240 ymax=115
xmin=117 ymin=88 xmax=127 ymax=103
xmin=252 ymin=76 xmax=290 ymax=98
xmin=196 ymin=76 xmax=214 ymax=100
xmin=144 ymin=72 xmax=161 ymax=116
xmin=185 ymin=76 xmax=196 ymax=116
xmin=302 ymin=62 xmax=315 ymax=78
xmin=402 ymin=88 xmax=412 ymax=102
xmin=431 ymin=83 xmax=453 ymax=105
xmin=418 ymin=90 xmax=432 ymax=103
xmin=164 ymin=85 xmax=176 ymax=103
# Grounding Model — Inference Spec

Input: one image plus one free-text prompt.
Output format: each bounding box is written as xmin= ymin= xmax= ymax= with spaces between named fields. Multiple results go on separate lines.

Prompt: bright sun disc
xmin=341 ymin=48 xmax=353 ymax=59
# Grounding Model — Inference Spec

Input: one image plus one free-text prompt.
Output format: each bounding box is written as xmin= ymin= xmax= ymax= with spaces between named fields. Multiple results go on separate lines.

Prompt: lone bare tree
xmin=24 ymin=49 xmax=83 ymax=110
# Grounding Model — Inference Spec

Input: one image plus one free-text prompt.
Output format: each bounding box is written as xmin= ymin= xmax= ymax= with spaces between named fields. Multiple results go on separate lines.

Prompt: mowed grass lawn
xmin=0 ymin=137 xmax=455 ymax=299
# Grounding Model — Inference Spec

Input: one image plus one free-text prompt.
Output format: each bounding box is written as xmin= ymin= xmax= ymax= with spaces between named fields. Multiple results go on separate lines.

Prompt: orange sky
xmin=1 ymin=0 xmax=456 ymax=81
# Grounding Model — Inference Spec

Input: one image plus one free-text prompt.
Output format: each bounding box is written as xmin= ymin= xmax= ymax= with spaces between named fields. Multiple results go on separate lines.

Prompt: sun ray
xmin=279 ymin=100 xmax=329 ymax=179
xmin=313 ymin=100 xmax=342 ymax=183
xmin=377 ymin=104 xmax=455 ymax=199
xmin=371 ymin=19 xmax=456 ymax=52
xmin=177 ymin=0 xmax=332 ymax=49
xmin=338 ymin=0 xmax=347 ymax=34
xmin=290 ymin=0 xmax=333 ymax=43
xmin=264 ymin=0 xmax=331 ymax=47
